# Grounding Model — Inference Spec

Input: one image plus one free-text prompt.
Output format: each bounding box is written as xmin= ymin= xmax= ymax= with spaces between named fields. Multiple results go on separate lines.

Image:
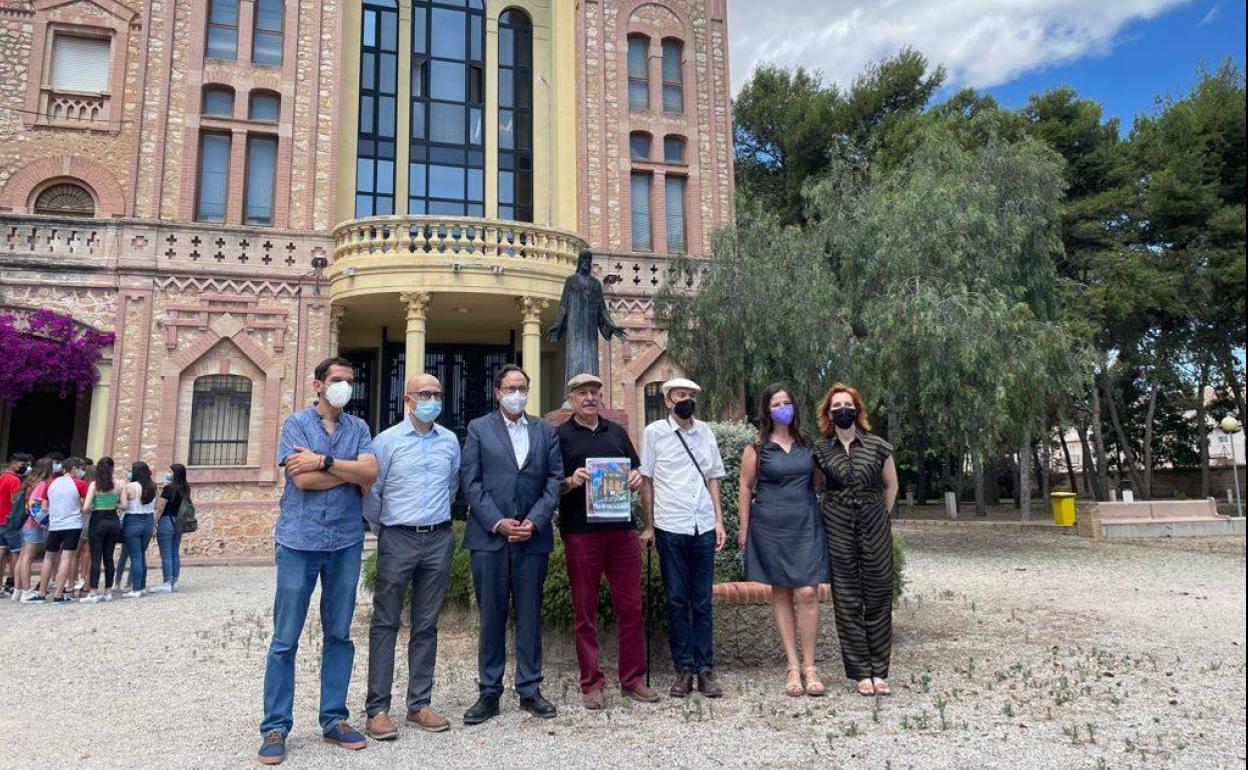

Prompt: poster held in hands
xmin=587 ymin=457 xmax=631 ymax=522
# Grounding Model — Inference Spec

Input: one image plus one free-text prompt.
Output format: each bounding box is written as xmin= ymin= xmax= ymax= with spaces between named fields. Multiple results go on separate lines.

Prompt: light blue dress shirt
xmin=364 ymin=416 xmax=461 ymax=530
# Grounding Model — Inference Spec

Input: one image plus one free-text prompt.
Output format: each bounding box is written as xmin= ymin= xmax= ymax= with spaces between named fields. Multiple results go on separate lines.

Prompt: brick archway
xmin=0 ymin=155 xmax=128 ymax=217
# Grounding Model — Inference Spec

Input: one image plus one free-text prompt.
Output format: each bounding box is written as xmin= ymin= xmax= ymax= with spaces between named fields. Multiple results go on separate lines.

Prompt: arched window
xmin=644 ymin=382 xmax=664 ymax=426
xmin=248 ymin=90 xmax=280 ymax=121
xmin=663 ymin=135 xmax=685 ymax=164
xmin=661 ymin=39 xmax=683 ymax=113
xmin=409 ymin=0 xmax=486 ymax=216
xmin=627 ymin=35 xmax=649 ymax=111
xmin=202 ymin=85 xmax=235 ymax=117
xmin=356 ymin=0 xmax=398 ymax=217
xmin=630 ymin=131 xmax=652 ymax=161
xmin=497 ymin=8 xmax=532 ymax=221
xmin=189 ymin=375 xmax=253 ymax=466
xmin=33 ymin=183 xmax=94 ymax=217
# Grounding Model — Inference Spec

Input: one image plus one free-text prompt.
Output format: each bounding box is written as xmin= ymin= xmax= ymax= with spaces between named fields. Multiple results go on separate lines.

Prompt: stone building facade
xmin=0 ymin=0 xmax=733 ymax=556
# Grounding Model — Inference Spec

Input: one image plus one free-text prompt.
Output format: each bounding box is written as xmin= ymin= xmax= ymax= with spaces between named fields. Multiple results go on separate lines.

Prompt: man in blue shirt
xmin=258 ymin=357 xmax=378 ymax=766
xmin=362 ymin=372 xmax=461 ymax=740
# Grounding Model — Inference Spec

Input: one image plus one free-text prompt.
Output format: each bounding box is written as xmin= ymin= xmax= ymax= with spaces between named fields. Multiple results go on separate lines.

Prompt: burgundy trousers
xmin=563 ymin=528 xmax=647 ymax=693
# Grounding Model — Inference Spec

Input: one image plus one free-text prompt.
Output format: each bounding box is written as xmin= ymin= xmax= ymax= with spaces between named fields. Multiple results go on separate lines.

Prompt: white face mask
xmin=500 ymin=391 xmax=528 ymax=415
xmin=324 ymin=380 xmax=353 ymax=409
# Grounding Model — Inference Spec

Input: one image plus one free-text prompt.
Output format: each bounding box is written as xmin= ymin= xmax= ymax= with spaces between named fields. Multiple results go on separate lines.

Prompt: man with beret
xmin=557 ymin=373 xmax=659 ymax=709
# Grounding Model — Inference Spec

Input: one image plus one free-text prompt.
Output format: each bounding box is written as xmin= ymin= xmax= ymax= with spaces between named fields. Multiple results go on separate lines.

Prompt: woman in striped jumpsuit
xmin=813 ymin=384 xmax=899 ymax=696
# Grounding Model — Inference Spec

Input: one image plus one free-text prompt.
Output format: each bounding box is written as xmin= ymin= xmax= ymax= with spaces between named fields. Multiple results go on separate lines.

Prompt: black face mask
xmin=16 ymin=465 xmax=29 ymax=476
xmin=673 ymin=399 xmax=697 ymax=420
xmin=831 ymin=407 xmax=857 ymax=430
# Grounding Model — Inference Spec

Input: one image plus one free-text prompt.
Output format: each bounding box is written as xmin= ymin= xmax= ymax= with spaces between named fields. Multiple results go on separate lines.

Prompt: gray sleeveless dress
xmin=743 ymin=442 xmax=829 ymax=587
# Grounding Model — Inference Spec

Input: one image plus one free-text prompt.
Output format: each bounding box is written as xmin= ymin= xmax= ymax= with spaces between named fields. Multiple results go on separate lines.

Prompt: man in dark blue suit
xmin=459 ymin=364 xmax=563 ymax=724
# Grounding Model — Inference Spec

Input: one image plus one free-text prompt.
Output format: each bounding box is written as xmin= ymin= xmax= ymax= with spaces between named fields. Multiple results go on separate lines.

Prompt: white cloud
xmin=727 ymin=0 xmax=1195 ymax=94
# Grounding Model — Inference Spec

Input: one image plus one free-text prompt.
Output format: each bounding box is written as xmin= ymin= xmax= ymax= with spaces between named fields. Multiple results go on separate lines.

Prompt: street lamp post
xmin=1221 ymin=416 xmax=1243 ymax=518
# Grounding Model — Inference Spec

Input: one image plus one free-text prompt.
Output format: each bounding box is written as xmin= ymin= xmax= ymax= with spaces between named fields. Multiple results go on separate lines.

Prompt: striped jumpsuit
xmin=813 ymin=430 xmax=894 ymax=681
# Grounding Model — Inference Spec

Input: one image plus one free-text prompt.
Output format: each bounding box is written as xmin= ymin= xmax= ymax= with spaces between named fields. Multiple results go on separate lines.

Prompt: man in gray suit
xmin=459 ymin=364 xmax=563 ymax=724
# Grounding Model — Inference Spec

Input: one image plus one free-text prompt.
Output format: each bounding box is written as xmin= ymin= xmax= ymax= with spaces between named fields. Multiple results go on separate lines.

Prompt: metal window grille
xmin=644 ymin=382 xmax=664 ymax=426
xmin=188 ymin=375 xmax=252 ymax=466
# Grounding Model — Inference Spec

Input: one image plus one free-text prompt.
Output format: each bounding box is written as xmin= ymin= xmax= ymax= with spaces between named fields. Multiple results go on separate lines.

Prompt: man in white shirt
xmin=42 ymin=457 xmax=85 ymax=604
xmin=639 ymin=378 xmax=726 ymax=698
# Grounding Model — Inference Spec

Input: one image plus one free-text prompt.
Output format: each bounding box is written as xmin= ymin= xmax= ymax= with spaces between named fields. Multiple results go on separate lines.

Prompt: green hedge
xmin=361 ymin=420 xmax=906 ymax=630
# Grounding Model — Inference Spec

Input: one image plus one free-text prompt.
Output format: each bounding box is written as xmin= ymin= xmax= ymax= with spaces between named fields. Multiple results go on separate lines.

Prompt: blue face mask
xmin=413 ymin=399 xmax=442 ymax=424
xmin=52 ymin=463 xmax=63 ymax=474
xmin=165 ymin=473 xmax=173 ymax=482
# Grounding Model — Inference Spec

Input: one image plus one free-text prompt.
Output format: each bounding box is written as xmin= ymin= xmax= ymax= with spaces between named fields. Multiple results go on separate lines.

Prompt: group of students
xmin=255 ymin=355 xmax=898 ymax=765
xmin=0 ymin=453 xmax=194 ymax=604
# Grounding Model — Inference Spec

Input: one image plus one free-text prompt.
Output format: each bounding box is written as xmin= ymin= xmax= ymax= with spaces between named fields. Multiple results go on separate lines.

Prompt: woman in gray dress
xmin=737 ymin=383 xmax=828 ymax=697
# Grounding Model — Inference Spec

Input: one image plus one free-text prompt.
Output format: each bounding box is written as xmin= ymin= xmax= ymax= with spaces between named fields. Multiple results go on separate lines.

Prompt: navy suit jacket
xmin=460 ymin=410 xmax=563 ymax=554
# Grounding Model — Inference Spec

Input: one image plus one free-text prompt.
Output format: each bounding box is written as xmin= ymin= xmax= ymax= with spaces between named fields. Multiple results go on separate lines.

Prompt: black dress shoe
xmin=518 ymin=691 xmax=557 ymax=719
xmin=463 ymin=695 xmax=500 ymax=725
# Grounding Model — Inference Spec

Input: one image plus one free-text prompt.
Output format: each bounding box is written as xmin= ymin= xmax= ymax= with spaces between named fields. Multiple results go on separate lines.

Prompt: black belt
xmin=388 ymin=520 xmax=452 ymax=533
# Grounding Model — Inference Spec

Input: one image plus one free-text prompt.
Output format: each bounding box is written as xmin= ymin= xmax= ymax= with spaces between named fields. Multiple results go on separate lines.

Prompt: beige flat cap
xmin=566 ymin=373 xmax=605 ymax=391
xmin=661 ymin=377 xmax=701 ymax=396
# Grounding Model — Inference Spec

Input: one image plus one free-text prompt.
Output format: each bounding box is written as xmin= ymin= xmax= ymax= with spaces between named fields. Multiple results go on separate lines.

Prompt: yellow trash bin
xmin=1050 ymin=492 xmax=1077 ymax=526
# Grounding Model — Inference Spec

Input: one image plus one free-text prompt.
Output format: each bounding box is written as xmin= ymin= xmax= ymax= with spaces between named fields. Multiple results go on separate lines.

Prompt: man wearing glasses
xmin=362 ymin=373 xmax=461 ymax=741
xmin=459 ymin=364 xmax=563 ymax=724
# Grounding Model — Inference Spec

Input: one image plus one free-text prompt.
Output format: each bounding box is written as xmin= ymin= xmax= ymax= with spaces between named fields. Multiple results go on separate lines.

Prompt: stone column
xmin=518 ymin=296 xmax=548 ymax=411
xmin=85 ymin=358 xmax=114 ymax=460
xmin=329 ymin=305 xmax=347 ymax=355
xmin=400 ymin=292 xmax=432 ymax=390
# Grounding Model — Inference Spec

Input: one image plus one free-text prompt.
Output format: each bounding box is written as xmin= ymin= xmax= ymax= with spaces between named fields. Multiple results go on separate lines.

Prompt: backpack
xmin=176 ymin=495 xmax=198 ymax=534
xmin=4 ymin=488 xmax=25 ymax=535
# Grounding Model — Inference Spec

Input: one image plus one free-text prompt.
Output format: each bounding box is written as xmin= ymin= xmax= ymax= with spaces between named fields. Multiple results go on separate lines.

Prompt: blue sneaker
xmin=257 ymin=730 xmax=286 ymax=765
xmin=322 ymin=721 xmax=367 ymax=751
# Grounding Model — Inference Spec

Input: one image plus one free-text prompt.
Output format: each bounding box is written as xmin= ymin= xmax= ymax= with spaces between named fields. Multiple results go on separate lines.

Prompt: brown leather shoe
xmin=582 ymin=687 xmax=606 ymax=710
xmin=621 ymin=683 xmax=661 ymax=703
xmin=407 ymin=706 xmax=451 ymax=733
xmin=365 ymin=712 xmax=399 ymax=741
xmin=669 ymin=668 xmax=695 ymax=698
xmin=697 ymin=669 xmax=724 ymax=698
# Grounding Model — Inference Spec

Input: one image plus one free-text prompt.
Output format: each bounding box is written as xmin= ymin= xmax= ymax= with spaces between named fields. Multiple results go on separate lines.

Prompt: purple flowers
xmin=0 ymin=309 xmax=114 ymax=406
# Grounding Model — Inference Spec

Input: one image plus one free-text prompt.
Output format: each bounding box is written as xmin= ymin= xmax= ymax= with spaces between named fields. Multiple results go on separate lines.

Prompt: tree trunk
xmin=987 ymin=456 xmax=1002 ymax=506
xmin=1197 ymin=361 xmax=1211 ymax=498
xmin=1100 ymin=368 xmax=1146 ymax=494
xmin=1089 ymin=383 xmax=1110 ymax=500
xmin=1061 ymin=426 xmax=1080 ymax=494
xmin=915 ymin=419 xmax=930 ymax=504
xmin=1019 ymin=426 xmax=1033 ymax=519
xmin=1142 ymin=375 xmax=1161 ymax=500
xmin=973 ymin=453 xmax=987 ymax=516
xmin=1034 ymin=440 xmax=1051 ymax=504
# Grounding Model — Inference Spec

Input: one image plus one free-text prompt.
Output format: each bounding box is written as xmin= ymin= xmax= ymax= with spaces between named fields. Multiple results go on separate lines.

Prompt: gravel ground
xmin=2 ymin=528 xmax=1244 ymax=769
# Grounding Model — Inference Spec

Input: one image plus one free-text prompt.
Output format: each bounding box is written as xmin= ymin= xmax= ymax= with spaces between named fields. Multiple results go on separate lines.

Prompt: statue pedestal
xmin=544 ymin=408 xmax=629 ymax=434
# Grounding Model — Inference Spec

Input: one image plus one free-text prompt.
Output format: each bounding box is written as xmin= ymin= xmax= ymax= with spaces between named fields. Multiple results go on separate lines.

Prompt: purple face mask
xmin=770 ymin=404 xmax=795 ymax=425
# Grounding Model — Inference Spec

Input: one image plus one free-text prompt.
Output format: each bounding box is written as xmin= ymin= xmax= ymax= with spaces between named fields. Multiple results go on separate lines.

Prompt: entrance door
xmin=423 ymin=344 xmax=512 ymax=439
xmin=4 ymin=388 xmax=82 ymax=458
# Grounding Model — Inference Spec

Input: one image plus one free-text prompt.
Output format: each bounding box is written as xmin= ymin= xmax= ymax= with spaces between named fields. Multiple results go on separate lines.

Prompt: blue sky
xmin=729 ymin=0 xmax=1246 ymax=128
xmin=985 ymin=1 xmax=1247 ymax=125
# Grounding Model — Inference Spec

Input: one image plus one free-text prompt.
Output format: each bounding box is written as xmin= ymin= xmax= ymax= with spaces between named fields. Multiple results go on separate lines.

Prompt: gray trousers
xmin=366 ymin=525 xmax=455 ymax=716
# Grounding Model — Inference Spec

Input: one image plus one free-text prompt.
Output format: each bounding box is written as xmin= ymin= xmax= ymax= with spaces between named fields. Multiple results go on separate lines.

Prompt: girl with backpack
xmin=151 ymin=463 xmax=192 ymax=593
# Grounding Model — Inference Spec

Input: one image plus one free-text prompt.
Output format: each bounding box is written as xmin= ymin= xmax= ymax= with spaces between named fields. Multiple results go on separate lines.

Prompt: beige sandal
xmin=872 ymin=677 xmax=891 ymax=695
xmin=803 ymin=667 xmax=826 ymax=697
xmin=856 ymin=678 xmax=876 ymax=696
xmin=785 ymin=668 xmax=804 ymax=697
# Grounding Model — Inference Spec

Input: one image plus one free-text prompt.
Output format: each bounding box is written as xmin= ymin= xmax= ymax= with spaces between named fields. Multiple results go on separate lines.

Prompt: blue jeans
xmin=261 ymin=541 xmax=363 ymax=737
xmin=156 ymin=516 xmax=182 ymax=586
xmin=121 ymin=514 xmax=154 ymax=591
xmin=655 ymin=528 xmax=716 ymax=673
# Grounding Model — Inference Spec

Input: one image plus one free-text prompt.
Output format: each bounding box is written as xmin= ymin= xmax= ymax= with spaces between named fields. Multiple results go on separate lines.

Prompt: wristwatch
xmin=321 ymin=454 xmax=335 ymax=471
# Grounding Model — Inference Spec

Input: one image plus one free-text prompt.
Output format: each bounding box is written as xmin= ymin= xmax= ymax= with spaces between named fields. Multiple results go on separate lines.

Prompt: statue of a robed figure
xmin=547 ymin=250 xmax=627 ymax=386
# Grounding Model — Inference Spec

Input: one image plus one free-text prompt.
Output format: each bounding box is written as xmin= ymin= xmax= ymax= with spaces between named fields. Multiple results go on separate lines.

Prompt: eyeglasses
xmin=406 ymin=391 xmax=443 ymax=402
xmin=498 ymin=386 xmax=530 ymax=395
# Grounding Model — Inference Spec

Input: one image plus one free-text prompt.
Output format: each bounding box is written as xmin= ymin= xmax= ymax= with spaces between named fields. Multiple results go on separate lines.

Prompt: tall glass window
xmin=497 ymin=9 xmax=532 ymax=222
xmin=196 ymin=131 xmax=231 ymax=222
xmin=409 ymin=0 xmax=485 ymax=216
xmin=245 ymin=134 xmax=278 ymax=225
xmin=628 ymin=35 xmax=649 ymax=111
xmin=630 ymin=171 xmax=652 ymax=252
xmin=664 ymin=174 xmax=686 ymax=253
xmin=662 ymin=39 xmax=683 ymax=113
xmin=356 ymin=0 xmax=398 ymax=217
xmin=206 ymin=0 xmax=239 ymax=60
xmin=252 ymin=0 xmax=283 ymax=65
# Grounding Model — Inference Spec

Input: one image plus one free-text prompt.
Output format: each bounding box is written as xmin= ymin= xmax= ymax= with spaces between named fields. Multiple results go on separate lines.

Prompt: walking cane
xmin=644 ymin=544 xmax=653 ymax=688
